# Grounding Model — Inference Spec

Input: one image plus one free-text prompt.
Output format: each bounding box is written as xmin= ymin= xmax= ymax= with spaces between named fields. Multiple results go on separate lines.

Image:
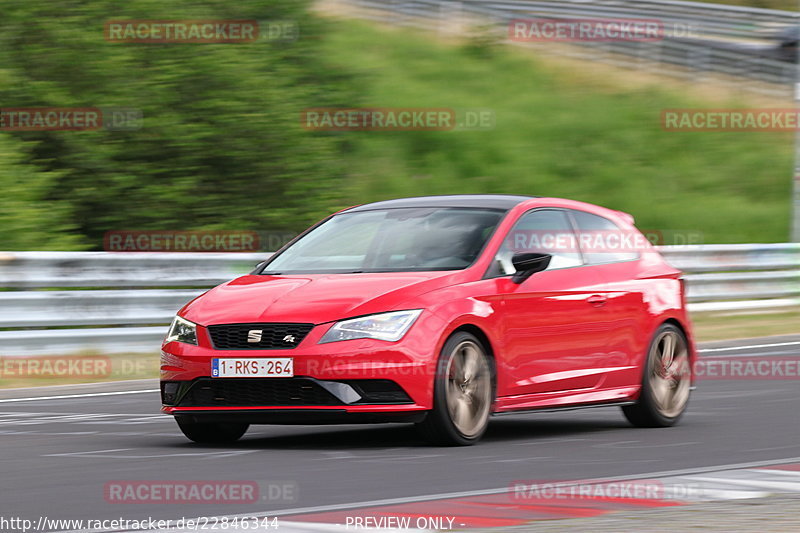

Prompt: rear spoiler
xmin=614 ymin=210 xmax=635 ymax=225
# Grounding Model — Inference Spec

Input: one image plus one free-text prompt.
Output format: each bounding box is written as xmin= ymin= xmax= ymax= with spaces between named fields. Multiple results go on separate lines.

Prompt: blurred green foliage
xmin=0 ymin=135 xmax=83 ymax=249
xmin=0 ymin=0 xmax=360 ymax=249
xmin=328 ymin=22 xmax=793 ymax=244
xmin=0 ymin=2 xmax=794 ymax=249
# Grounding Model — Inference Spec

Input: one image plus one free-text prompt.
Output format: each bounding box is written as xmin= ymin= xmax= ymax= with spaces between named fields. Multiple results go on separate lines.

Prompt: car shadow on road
xmin=162 ymin=411 xmax=632 ymax=450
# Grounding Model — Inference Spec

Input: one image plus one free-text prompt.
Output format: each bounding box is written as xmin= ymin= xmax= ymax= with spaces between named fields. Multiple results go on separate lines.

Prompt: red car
xmin=161 ymin=195 xmax=695 ymax=445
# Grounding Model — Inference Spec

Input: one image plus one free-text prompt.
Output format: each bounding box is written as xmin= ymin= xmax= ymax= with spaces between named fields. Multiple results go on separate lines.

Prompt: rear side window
xmin=570 ymin=210 xmax=640 ymax=264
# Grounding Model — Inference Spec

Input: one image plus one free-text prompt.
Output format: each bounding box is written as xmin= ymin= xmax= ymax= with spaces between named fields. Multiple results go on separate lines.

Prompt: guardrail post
xmin=793 ymin=61 xmax=800 ymax=242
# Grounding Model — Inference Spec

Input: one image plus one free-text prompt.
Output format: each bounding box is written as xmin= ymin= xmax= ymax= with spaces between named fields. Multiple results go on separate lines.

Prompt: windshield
xmin=261 ymin=207 xmax=505 ymax=274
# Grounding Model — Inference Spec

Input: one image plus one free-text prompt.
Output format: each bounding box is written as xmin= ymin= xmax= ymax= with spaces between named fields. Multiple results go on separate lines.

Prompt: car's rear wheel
xmin=622 ymin=323 xmax=691 ymax=427
xmin=176 ymin=420 xmax=249 ymax=443
xmin=417 ymin=332 xmax=494 ymax=446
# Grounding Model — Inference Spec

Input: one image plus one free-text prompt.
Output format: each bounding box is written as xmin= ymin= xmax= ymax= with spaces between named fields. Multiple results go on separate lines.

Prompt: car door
xmin=490 ymin=209 xmax=611 ymax=398
xmin=568 ymin=209 xmax=647 ymax=389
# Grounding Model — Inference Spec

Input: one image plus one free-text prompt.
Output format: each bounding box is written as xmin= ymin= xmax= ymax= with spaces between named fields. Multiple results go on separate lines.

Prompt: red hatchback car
xmin=161 ymin=195 xmax=695 ymax=445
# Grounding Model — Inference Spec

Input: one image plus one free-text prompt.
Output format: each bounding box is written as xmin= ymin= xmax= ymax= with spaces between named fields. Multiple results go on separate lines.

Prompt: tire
xmin=176 ymin=420 xmax=249 ymax=443
xmin=622 ymin=323 xmax=692 ymax=428
xmin=417 ymin=332 xmax=494 ymax=446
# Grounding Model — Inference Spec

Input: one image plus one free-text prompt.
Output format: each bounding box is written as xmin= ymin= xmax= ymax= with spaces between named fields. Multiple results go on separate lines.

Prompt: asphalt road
xmin=1 ymin=335 xmax=799 ymax=530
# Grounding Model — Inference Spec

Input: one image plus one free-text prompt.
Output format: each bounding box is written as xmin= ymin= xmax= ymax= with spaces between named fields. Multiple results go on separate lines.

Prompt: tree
xmin=0 ymin=0 xmax=360 ymax=249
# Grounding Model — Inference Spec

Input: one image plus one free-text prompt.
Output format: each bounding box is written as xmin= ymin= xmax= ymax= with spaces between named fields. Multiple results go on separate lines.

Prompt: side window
xmin=490 ymin=209 xmax=582 ymax=276
xmin=570 ymin=210 xmax=640 ymax=264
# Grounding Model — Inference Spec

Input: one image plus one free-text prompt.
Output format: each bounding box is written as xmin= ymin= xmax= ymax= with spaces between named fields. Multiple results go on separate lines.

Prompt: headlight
xmin=318 ymin=310 xmax=423 ymax=344
xmin=165 ymin=316 xmax=198 ymax=345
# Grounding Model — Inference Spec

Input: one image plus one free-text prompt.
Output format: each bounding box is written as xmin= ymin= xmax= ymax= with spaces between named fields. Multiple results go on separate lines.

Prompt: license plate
xmin=212 ymin=358 xmax=293 ymax=378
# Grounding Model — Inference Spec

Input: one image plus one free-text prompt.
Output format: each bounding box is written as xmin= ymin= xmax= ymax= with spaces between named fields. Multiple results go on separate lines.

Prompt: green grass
xmin=701 ymin=0 xmax=797 ymax=10
xmin=319 ymin=21 xmax=794 ymax=243
xmin=691 ymin=307 xmax=800 ymax=342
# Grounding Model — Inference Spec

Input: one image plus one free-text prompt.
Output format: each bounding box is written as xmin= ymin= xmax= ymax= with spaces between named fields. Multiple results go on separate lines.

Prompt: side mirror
xmin=251 ymin=260 xmax=268 ymax=274
xmin=511 ymin=253 xmax=551 ymax=283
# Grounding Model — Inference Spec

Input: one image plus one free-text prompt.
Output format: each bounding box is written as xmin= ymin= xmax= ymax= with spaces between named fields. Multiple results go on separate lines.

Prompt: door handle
xmin=587 ymin=294 xmax=607 ymax=306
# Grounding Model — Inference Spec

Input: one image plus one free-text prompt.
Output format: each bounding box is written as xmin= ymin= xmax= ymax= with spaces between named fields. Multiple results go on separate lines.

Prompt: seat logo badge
xmin=247 ymin=330 xmax=262 ymax=343
xmin=283 ymin=335 xmax=296 ymax=344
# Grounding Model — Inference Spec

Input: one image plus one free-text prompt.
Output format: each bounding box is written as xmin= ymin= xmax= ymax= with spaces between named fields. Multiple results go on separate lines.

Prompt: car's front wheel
xmin=176 ymin=420 xmax=249 ymax=443
xmin=622 ymin=323 xmax=692 ymax=427
xmin=417 ymin=332 xmax=494 ymax=446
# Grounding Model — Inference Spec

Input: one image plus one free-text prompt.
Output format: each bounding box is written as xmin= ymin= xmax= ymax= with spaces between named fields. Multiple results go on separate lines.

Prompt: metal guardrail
xmin=0 ymin=251 xmax=267 ymax=288
xmin=0 ymin=252 xmax=268 ymax=356
xmin=0 ymin=246 xmax=798 ymax=356
xmin=661 ymin=244 xmax=800 ymax=308
xmin=333 ymin=0 xmax=798 ymax=97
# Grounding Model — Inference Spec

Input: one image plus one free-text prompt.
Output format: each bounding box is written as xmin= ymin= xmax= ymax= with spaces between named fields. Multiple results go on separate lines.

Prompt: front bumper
xmin=160 ymin=315 xmax=444 ymax=418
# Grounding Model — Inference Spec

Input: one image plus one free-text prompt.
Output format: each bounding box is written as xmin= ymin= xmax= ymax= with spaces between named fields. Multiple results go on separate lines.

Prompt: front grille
xmin=207 ymin=323 xmax=314 ymax=350
xmin=177 ymin=378 xmax=343 ymax=407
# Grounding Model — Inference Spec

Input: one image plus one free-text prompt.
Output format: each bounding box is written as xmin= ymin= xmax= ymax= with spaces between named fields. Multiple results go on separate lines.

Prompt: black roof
xmin=344 ymin=194 xmax=535 ymax=213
